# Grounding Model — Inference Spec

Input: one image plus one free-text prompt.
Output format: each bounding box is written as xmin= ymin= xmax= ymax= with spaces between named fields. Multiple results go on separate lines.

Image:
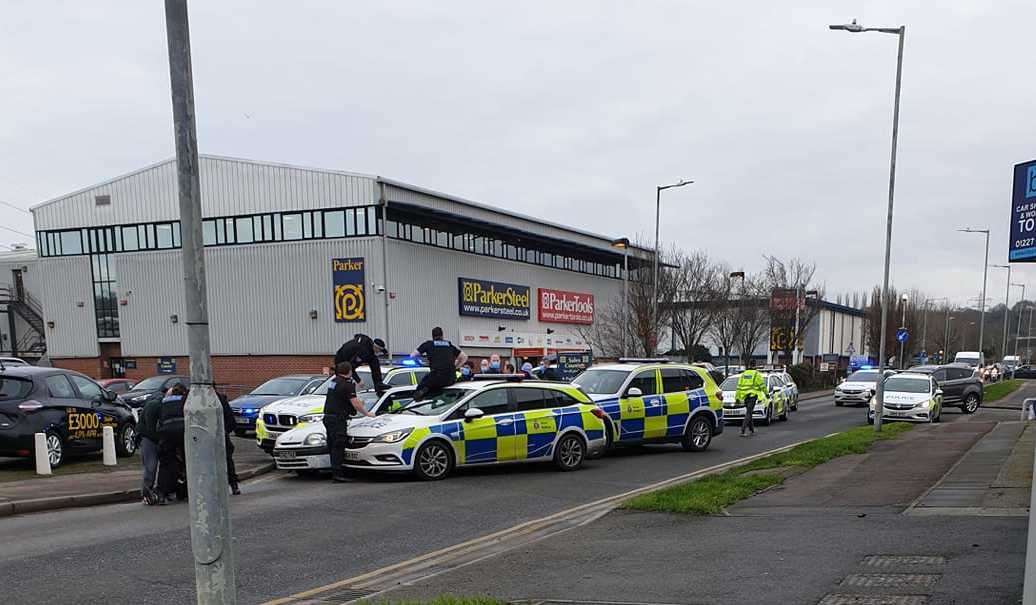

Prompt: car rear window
xmin=0 ymin=377 xmax=33 ymax=400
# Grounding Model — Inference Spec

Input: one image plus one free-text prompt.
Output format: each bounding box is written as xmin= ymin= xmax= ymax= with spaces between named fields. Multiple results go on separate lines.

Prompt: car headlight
xmin=373 ymin=428 xmax=412 ymax=443
xmin=919 ymin=400 xmax=930 ymax=409
xmin=132 ymin=394 xmax=149 ymax=402
xmin=304 ymin=433 xmax=327 ymax=446
xmin=298 ymin=413 xmax=324 ymax=424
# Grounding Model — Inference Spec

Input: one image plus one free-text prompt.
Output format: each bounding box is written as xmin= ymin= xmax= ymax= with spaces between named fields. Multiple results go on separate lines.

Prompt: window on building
xmin=202 ymin=220 xmax=216 ymax=245
xmin=59 ymin=230 xmax=82 ymax=255
xmin=236 ymin=217 xmax=254 ymax=243
xmin=90 ymin=254 xmax=119 ymax=338
xmin=324 ymin=210 xmax=345 ymax=238
xmin=156 ymin=223 xmax=174 ymax=249
xmin=283 ymin=213 xmax=302 ymax=240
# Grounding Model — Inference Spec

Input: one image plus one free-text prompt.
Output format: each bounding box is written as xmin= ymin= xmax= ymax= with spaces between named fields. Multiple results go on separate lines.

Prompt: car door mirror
xmin=102 ymin=388 xmax=117 ymax=403
xmin=935 ymin=389 xmax=943 ymax=396
xmin=625 ymin=387 xmax=643 ymax=398
xmin=464 ymin=407 xmax=484 ymax=422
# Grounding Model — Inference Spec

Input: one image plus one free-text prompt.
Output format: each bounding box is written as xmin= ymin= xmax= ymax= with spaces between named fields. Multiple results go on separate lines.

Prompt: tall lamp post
xmin=990 ymin=264 xmax=1012 ymax=358
xmin=653 ymin=180 xmax=693 ymax=353
xmin=611 ymin=237 xmax=631 ymax=357
xmin=959 ymin=228 xmax=990 ymax=357
xmin=830 ymin=19 xmax=905 ymax=433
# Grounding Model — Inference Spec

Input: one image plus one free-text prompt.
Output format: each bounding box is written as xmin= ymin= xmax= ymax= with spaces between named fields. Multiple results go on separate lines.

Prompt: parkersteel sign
xmin=458 ymin=277 xmax=531 ymax=320
xmin=1009 ymin=159 xmax=1036 ymax=262
xmin=538 ymin=288 xmax=594 ymax=324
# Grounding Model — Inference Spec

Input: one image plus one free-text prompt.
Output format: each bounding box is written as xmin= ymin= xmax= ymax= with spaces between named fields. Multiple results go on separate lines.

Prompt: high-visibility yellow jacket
xmin=735 ymin=369 xmax=767 ymax=402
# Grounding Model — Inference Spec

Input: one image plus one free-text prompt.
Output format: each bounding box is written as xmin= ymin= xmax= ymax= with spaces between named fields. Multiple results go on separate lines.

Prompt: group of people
xmin=138 ymin=383 xmax=240 ymax=505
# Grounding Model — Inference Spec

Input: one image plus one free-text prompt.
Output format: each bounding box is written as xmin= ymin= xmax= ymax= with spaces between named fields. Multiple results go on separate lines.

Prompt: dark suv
xmin=908 ymin=363 xmax=983 ymax=414
xmin=0 ymin=366 xmax=138 ymax=467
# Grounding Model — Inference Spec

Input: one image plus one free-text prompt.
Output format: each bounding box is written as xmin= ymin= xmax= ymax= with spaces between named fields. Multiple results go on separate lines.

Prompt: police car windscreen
xmin=847 ymin=371 xmax=879 ymax=383
xmin=355 ymin=368 xmax=372 ymax=386
xmin=251 ymin=378 xmax=309 ymax=396
xmin=720 ymin=376 xmax=739 ymax=390
xmin=0 ymin=377 xmax=33 ymax=400
xmin=310 ymin=377 xmax=336 ymax=395
xmin=884 ymin=376 xmax=929 ymax=394
xmin=397 ymin=388 xmax=468 ymax=416
xmin=358 ymin=391 xmax=381 ymax=411
xmin=571 ymin=369 xmax=628 ymax=395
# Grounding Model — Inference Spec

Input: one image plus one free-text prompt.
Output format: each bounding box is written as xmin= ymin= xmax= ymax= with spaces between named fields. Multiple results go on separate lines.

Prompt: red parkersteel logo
xmin=538 ymin=288 xmax=594 ymax=324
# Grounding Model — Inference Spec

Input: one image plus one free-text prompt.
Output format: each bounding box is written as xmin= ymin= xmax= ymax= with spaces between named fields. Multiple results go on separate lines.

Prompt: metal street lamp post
xmin=960 ymin=228 xmax=991 ymax=356
xmin=829 ymin=19 xmax=905 ymax=433
xmin=653 ymin=180 xmax=692 ymax=353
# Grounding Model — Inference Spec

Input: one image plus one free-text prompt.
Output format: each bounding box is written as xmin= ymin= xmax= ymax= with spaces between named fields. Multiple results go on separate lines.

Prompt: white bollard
xmin=34 ymin=432 xmax=52 ymax=475
xmin=102 ymin=425 xmax=117 ymax=466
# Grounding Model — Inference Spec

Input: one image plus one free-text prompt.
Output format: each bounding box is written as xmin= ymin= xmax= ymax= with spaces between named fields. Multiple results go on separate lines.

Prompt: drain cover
xmin=861 ymin=556 xmax=946 ymax=568
xmin=840 ymin=574 xmax=941 ymax=589
xmin=317 ymin=588 xmax=377 ymax=603
xmin=818 ymin=595 xmax=928 ymax=605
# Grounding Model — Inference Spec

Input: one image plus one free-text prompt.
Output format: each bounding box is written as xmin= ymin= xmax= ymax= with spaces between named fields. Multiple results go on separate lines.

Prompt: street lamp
xmin=830 ymin=19 xmax=905 ymax=433
xmin=653 ymin=179 xmax=693 ymax=353
xmin=990 ymin=264 xmax=1011 ymax=358
xmin=611 ymin=237 xmax=631 ymax=357
xmin=959 ymin=228 xmax=990 ymax=356
xmin=899 ymin=293 xmax=909 ymax=369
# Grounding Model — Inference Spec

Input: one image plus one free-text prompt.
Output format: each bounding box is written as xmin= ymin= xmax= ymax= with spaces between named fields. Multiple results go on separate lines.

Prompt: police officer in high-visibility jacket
xmin=411 ymin=327 xmax=468 ymax=401
xmin=735 ymin=368 xmax=767 ymax=437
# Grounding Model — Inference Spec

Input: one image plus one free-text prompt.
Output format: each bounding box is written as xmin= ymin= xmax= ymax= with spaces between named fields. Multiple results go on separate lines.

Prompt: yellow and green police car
xmin=343 ymin=378 xmax=608 ymax=480
xmin=570 ymin=359 xmax=724 ymax=451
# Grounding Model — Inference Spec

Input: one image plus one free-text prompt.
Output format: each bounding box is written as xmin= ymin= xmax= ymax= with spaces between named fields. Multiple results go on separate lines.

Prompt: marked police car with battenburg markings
xmin=255 ymin=364 xmax=429 ymax=451
xmin=342 ymin=377 xmax=608 ymax=480
xmin=271 ymin=386 xmax=418 ymax=473
xmin=569 ymin=359 xmax=724 ymax=452
xmin=717 ymin=372 xmax=790 ymax=425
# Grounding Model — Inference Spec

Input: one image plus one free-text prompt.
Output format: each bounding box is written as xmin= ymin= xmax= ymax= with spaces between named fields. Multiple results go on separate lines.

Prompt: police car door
xmin=619 ymin=369 xmax=659 ymax=441
xmin=512 ymin=387 xmax=556 ymax=460
xmin=457 ymin=388 xmax=514 ymax=464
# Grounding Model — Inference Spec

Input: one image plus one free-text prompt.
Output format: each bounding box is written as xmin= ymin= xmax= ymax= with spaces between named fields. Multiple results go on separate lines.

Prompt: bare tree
xmin=669 ymin=251 xmax=722 ymax=362
xmin=762 ymin=256 xmax=825 ymax=364
xmin=735 ymin=275 xmax=769 ymax=368
xmin=709 ymin=271 xmax=742 ymax=375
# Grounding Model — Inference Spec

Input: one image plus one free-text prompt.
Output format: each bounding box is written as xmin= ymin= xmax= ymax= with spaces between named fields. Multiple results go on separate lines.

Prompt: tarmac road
xmin=0 ymin=393 xmax=981 ymax=604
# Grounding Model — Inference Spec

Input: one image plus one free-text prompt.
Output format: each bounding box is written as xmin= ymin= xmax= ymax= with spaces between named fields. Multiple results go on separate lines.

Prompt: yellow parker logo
xmin=332 ymin=257 xmax=366 ymax=322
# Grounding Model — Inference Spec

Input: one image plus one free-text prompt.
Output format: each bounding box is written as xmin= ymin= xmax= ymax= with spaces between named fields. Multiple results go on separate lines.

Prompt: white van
xmin=954 ymin=351 xmax=984 ymax=368
xmin=1003 ymin=355 xmax=1021 ymax=370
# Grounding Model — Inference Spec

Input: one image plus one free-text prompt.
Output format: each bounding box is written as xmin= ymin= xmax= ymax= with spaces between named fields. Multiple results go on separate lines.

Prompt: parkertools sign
xmin=538 ymin=288 xmax=594 ymax=324
xmin=1009 ymin=159 xmax=1036 ymax=262
xmin=333 ymin=257 xmax=366 ymax=322
xmin=458 ymin=278 xmax=531 ymax=319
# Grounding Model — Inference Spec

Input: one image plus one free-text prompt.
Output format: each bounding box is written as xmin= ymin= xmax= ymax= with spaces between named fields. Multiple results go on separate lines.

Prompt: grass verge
xmin=984 ymin=379 xmax=1022 ymax=402
xmin=623 ymin=423 xmax=914 ymax=515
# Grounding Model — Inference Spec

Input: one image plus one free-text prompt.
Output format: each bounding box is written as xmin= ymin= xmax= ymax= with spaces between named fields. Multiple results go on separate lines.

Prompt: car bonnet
xmin=348 ymin=413 xmax=439 ymax=438
xmin=262 ymin=394 xmax=324 ymax=414
xmin=275 ymin=421 xmax=324 ymax=446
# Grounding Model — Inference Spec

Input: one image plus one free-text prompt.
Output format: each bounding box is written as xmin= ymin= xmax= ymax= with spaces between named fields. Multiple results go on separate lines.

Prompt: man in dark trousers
xmin=334 ymin=334 xmax=389 ymax=395
xmin=323 ymin=361 xmax=376 ymax=482
xmin=216 ymin=388 xmax=241 ymax=495
xmin=156 ymin=384 xmax=188 ymax=503
xmin=411 ymin=327 xmax=468 ymax=401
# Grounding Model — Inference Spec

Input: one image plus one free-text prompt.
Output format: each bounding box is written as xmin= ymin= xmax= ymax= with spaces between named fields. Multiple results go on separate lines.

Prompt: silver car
xmin=835 ymin=369 xmax=894 ymax=407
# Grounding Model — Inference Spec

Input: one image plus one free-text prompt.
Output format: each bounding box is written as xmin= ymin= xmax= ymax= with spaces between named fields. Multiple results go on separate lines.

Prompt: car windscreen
xmin=884 ymin=377 xmax=930 ymax=394
xmin=134 ymin=376 xmax=169 ymax=391
xmin=396 ymin=388 xmax=469 ymax=416
xmin=251 ymin=378 xmax=309 ymax=396
xmin=720 ymin=376 xmax=739 ymax=390
xmin=358 ymin=391 xmax=381 ymax=411
xmin=0 ymin=377 xmax=33 ymax=400
xmin=310 ymin=377 xmax=336 ymax=395
xmin=571 ymin=369 xmax=628 ymax=394
xmin=355 ymin=368 xmax=372 ymax=387
xmin=847 ymin=371 xmax=879 ymax=383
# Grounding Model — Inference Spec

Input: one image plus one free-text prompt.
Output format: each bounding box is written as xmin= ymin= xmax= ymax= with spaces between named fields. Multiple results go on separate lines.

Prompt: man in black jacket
xmin=334 ymin=334 xmax=389 ymax=395
xmin=411 ymin=327 xmax=467 ymax=400
xmin=217 ymin=389 xmax=241 ymax=495
xmin=138 ymin=394 xmax=164 ymax=505
xmin=323 ymin=361 xmax=376 ymax=482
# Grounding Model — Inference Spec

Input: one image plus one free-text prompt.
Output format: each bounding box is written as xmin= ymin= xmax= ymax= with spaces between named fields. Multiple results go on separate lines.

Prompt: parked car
xmin=868 ymin=372 xmax=943 ymax=424
xmin=1014 ymin=365 xmax=1036 ymax=379
xmin=0 ymin=357 xmax=29 ymax=367
xmin=0 ymin=366 xmax=137 ymax=467
xmin=229 ymin=374 xmax=326 ymax=436
xmin=835 ymin=369 xmax=895 ymax=407
xmin=98 ymin=378 xmax=137 ymax=394
xmin=906 ymin=364 xmax=983 ymax=414
xmin=718 ymin=373 xmax=789 ymax=426
xmin=953 ymin=351 xmax=984 ymax=369
xmin=119 ymin=374 xmax=190 ymax=409
xmin=761 ymin=369 xmax=799 ymax=410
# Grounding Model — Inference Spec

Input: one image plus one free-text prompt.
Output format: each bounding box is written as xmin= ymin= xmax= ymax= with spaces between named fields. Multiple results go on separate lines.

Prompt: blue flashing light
xmin=859 ymin=365 xmax=873 ymax=370
xmin=401 ymin=357 xmax=420 ymax=367
xmin=243 ymin=408 xmax=257 ymax=414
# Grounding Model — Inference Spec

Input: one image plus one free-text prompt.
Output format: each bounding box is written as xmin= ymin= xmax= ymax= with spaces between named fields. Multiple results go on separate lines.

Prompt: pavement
xmin=0 ymin=388 xmax=1027 ymax=605
xmin=0 ymin=435 xmax=273 ymax=517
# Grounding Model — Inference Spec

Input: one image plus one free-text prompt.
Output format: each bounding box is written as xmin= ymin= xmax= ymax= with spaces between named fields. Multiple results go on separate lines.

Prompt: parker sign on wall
xmin=458 ymin=277 xmax=531 ymax=319
xmin=538 ymin=288 xmax=594 ymax=325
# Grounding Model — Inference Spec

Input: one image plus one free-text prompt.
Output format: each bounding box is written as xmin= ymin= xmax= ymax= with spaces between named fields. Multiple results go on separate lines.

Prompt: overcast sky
xmin=2 ymin=1 xmax=1033 ymax=308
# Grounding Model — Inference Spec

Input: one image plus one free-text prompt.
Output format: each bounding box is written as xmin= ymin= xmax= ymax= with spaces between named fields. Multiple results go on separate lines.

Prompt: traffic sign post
xmin=896 ymin=327 xmax=909 ymax=370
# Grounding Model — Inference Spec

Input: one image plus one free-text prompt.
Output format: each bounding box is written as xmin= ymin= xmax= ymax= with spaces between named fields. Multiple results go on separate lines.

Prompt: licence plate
xmin=276 ymin=451 xmax=297 ymax=460
xmin=344 ymin=450 xmax=361 ymax=461
xmin=234 ymin=415 xmax=246 ymax=423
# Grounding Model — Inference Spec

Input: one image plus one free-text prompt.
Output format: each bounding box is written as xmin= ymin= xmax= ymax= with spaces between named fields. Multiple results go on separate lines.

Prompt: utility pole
xmin=652 ymin=180 xmax=692 ymax=354
xmin=163 ymin=1 xmax=236 ymax=603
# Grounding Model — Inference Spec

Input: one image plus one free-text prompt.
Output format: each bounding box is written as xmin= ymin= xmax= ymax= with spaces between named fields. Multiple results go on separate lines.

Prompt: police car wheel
xmin=779 ymin=404 xmax=789 ymax=421
xmin=682 ymin=416 xmax=712 ymax=452
xmin=553 ymin=434 xmax=586 ymax=471
xmin=761 ymin=407 xmax=772 ymax=426
xmin=413 ymin=440 xmax=454 ymax=481
xmin=115 ymin=423 xmax=137 ymax=457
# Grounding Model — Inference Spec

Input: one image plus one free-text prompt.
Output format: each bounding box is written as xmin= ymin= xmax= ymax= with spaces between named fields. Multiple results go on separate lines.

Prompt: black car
xmin=908 ymin=363 xmax=983 ymax=414
xmin=1013 ymin=365 xmax=1036 ymax=379
xmin=0 ymin=366 xmax=138 ymax=467
xmin=119 ymin=374 xmax=190 ymax=409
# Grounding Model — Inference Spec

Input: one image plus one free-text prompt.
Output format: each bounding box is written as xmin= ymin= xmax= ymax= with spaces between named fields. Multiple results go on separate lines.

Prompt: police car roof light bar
xmin=617 ymin=357 xmax=671 ymax=364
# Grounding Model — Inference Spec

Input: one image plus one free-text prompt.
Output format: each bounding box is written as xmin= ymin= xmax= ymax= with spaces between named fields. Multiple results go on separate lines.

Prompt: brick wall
xmin=52 ymin=355 xmax=335 ymax=399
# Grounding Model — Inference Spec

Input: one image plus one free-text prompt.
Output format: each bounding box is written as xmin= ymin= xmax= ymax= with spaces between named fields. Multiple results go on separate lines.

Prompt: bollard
xmin=102 ymin=425 xmax=117 ymax=466
xmin=34 ymin=433 xmax=52 ymax=475
xmin=1024 ymin=398 xmax=1036 ymax=422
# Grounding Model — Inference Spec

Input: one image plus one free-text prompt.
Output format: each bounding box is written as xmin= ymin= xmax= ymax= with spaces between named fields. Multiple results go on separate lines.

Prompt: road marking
xmin=261 ymin=435 xmax=823 ymax=605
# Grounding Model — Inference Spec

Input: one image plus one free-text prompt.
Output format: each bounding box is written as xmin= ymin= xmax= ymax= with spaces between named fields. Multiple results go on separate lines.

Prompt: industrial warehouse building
xmin=28 ymin=155 xmax=651 ymax=390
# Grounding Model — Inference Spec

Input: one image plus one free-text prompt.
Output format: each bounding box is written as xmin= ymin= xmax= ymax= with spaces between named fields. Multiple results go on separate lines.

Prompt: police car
xmin=569 ymin=359 xmax=724 ymax=451
xmin=342 ymin=378 xmax=608 ymax=480
xmin=867 ymin=372 xmax=944 ymax=424
xmin=255 ymin=364 xmax=429 ymax=452
xmin=271 ymin=386 xmax=417 ymax=474
xmin=718 ymin=372 xmax=789 ymax=425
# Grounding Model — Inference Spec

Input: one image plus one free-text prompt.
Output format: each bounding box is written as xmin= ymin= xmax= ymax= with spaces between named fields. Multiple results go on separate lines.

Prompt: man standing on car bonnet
xmin=411 ymin=327 xmax=468 ymax=400
xmin=334 ymin=334 xmax=388 ymax=395
xmin=324 ymin=361 xmax=376 ymax=483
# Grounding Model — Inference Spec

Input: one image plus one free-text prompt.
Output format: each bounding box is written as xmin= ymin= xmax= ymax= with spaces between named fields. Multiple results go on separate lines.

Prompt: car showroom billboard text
xmin=1010 ymin=159 xmax=1036 ymax=262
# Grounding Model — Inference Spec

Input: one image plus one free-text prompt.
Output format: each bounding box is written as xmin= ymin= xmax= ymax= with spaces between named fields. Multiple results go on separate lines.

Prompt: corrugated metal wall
xmin=33 ymin=156 xmax=379 ymax=231
xmin=37 ymin=256 xmax=98 ymax=357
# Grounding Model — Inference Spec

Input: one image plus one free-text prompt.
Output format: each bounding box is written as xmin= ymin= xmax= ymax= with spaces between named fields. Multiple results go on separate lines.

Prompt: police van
xmin=569 ymin=359 xmax=724 ymax=451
